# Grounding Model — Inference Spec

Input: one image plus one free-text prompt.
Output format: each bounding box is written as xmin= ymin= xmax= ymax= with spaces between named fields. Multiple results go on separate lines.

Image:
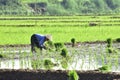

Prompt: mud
xmin=0 ymin=69 xmax=120 ymax=80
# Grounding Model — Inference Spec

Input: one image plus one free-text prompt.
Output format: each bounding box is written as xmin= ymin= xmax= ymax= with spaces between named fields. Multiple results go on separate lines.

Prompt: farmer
xmin=30 ymin=34 xmax=52 ymax=53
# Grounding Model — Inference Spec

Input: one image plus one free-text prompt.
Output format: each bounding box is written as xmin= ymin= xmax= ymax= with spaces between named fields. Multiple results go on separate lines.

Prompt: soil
xmin=0 ymin=69 xmax=120 ymax=80
xmin=0 ymin=41 xmax=120 ymax=80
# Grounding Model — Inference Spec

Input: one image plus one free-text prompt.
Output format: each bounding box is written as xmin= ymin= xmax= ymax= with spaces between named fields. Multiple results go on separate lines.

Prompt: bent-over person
xmin=30 ymin=34 xmax=52 ymax=53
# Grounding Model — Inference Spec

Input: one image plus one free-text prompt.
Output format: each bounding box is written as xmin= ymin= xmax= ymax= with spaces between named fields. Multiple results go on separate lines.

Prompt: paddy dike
xmin=0 ymin=69 xmax=120 ymax=80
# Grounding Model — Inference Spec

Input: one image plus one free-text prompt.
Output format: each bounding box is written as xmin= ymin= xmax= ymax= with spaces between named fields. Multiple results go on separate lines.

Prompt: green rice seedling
xmin=106 ymin=38 xmax=118 ymax=54
xmin=60 ymin=48 xmax=68 ymax=58
xmin=31 ymin=60 xmax=37 ymax=69
xmin=104 ymin=53 xmax=113 ymax=71
xmin=71 ymin=38 xmax=76 ymax=47
xmin=106 ymin=38 xmax=113 ymax=48
xmin=88 ymin=53 xmax=93 ymax=69
xmin=107 ymin=48 xmax=113 ymax=53
xmin=54 ymin=42 xmax=64 ymax=51
xmin=11 ymin=50 xmax=16 ymax=69
xmin=116 ymin=38 xmax=120 ymax=42
xmin=114 ymin=55 xmax=119 ymax=71
xmin=31 ymin=59 xmax=43 ymax=69
xmin=27 ymin=53 xmax=33 ymax=68
xmin=34 ymin=46 xmax=43 ymax=55
xmin=0 ymin=54 xmax=3 ymax=58
xmin=0 ymin=48 xmax=11 ymax=58
xmin=37 ymin=59 xmax=43 ymax=69
xmin=107 ymin=61 xmax=112 ymax=72
xmin=23 ymin=53 xmax=27 ymax=68
xmin=60 ymin=48 xmax=72 ymax=69
xmin=46 ymin=41 xmax=54 ymax=47
xmin=20 ymin=59 xmax=24 ymax=69
xmin=44 ymin=59 xmax=55 ymax=69
xmin=0 ymin=48 xmax=3 ymax=54
xmin=28 ymin=58 xmax=31 ymax=69
xmin=99 ymin=53 xmax=106 ymax=67
xmin=68 ymin=70 xmax=79 ymax=80
xmin=29 ymin=51 xmax=33 ymax=57
xmin=80 ymin=57 xmax=84 ymax=70
xmin=109 ymin=53 xmax=119 ymax=71
xmin=71 ymin=49 xmax=79 ymax=69
xmin=19 ymin=52 xmax=26 ymax=69
xmin=36 ymin=50 xmax=45 ymax=69
xmin=12 ymin=59 xmax=15 ymax=69
xmin=45 ymin=41 xmax=55 ymax=51
xmin=61 ymin=59 xmax=68 ymax=69
xmin=98 ymin=65 xmax=111 ymax=72
xmin=109 ymin=51 xmax=119 ymax=71
xmin=107 ymin=47 xmax=118 ymax=54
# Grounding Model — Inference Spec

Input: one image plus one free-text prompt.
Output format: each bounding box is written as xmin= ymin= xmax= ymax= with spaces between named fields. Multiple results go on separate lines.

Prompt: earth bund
xmin=0 ymin=69 xmax=120 ymax=80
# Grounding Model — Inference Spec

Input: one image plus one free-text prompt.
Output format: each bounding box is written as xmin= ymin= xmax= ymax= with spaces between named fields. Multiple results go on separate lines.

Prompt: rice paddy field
xmin=0 ymin=15 xmax=120 ymax=45
xmin=0 ymin=15 xmax=120 ymax=80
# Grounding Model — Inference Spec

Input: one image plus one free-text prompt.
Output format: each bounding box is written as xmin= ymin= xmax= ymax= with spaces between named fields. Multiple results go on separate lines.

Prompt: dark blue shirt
xmin=34 ymin=34 xmax=46 ymax=47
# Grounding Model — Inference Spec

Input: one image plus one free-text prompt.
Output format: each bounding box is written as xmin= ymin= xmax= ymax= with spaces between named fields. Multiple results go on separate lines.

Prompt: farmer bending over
xmin=31 ymin=34 xmax=52 ymax=53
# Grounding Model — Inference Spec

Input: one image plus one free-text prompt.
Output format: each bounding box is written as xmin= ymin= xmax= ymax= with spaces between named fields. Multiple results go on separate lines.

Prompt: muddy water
xmin=0 ymin=42 xmax=120 ymax=72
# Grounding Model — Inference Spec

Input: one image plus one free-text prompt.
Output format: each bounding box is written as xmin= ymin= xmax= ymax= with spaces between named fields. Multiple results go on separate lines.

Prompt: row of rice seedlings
xmin=0 ymin=47 xmax=16 ymax=59
xmin=65 ymin=39 xmax=97 ymax=70
xmin=20 ymin=52 xmax=27 ymax=69
xmin=29 ymin=40 xmax=72 ymax=70
xmin=30 ymin=46 xmax=53 ymax=69
xmin=1 ymin=25 xmax=120 ymax=45
xmin=70 ymin=48 xmax=79 ymax=70
xmin=88 ymin=51 xmax=95 ymax=69
xmin=97 ymin=38 xmax=120 ymax=72
xmin=11 ymin=41 xmax=120 ymax=71
xmin=26 ymin=39 xmax=119 ymax=71
xmin=0 ymin=15 xmax=119 ymax=27
xmin=71 ymin=38 xmax=120 ymax=71
xmin=0 ymin=38 xmax=119 ymax=70
xmin=52 ymin=38 xmax=93 ymax=70
xmin=93 ymin=52 xmax=99 ymax=69
xmin=0 ymin=42 xmax=78 ymax=69
xmin=1 ymin=15 xmax=118 ymax=20
xmin=0 ymin=45 xmax=33 ymax=69
xmin=75 ymin=43 xmax=95 ymax=70
xmin=1 ymin=19 xmax=119 ymax=27
xmin=16 ymin=51 xmax=33 ymax=69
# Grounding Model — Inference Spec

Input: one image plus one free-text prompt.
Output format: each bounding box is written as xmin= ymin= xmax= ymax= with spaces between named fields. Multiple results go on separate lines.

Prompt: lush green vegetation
xmin=0 ymin=15 xmax=120 ymax=45
xmin=0 ymin=0 xmax=120 ymax=15
xmin=0 ymin=0 xmax=29 ymax=15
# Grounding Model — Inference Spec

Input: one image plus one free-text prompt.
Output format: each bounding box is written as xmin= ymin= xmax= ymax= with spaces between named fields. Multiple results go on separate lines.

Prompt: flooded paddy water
xmin=0 ymin=42 xmax=120 ymax=72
